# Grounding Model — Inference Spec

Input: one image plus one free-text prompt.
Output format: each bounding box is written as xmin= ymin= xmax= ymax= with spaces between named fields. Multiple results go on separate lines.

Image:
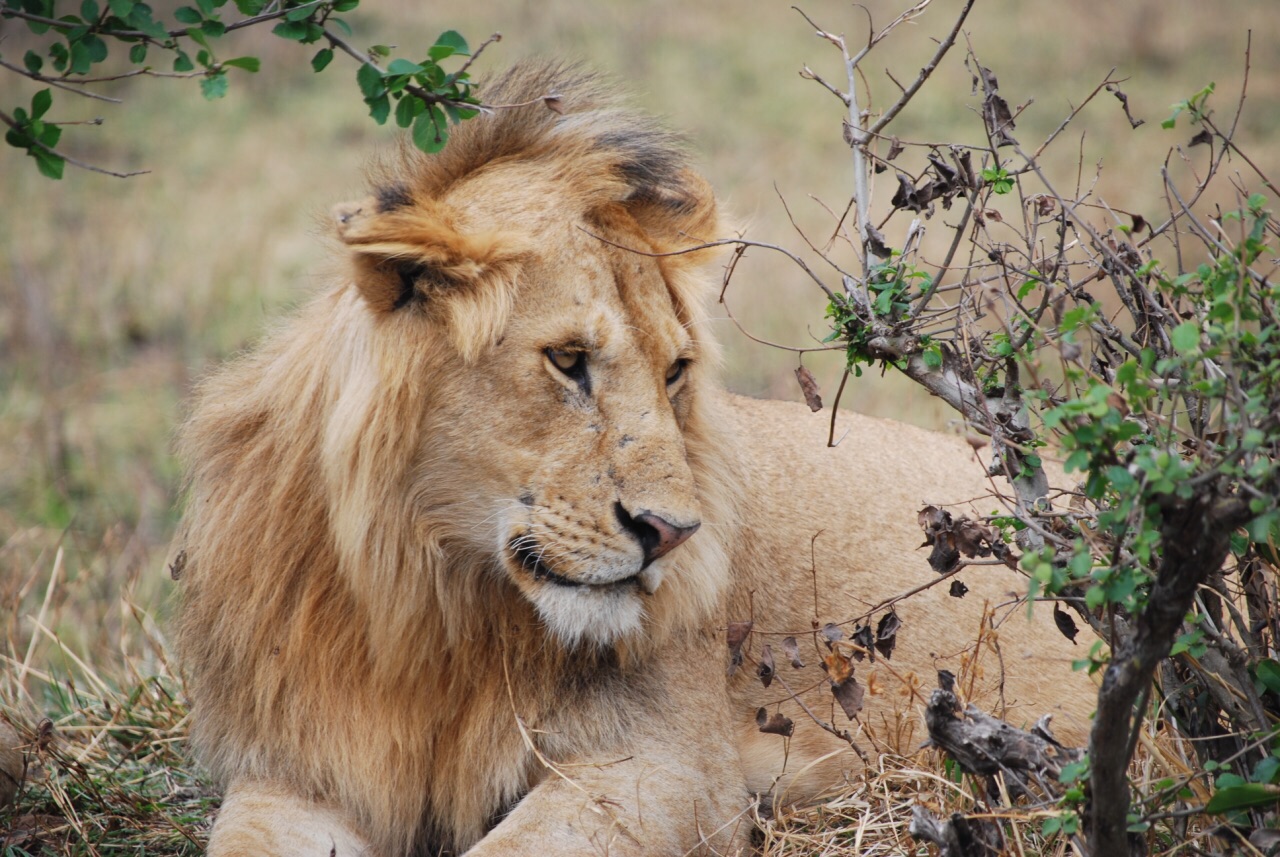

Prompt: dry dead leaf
xmin=756 ymin=707 xmax=795 ymax=737
xmin=874 ymin=612 xmax=901 ymax=661
xmin=780 ymin=635 xmax=804 ymax=669
xmin=1053 ymin=604 xmax=1079 ymax=645
xmin=822 ymin=651 xmax=865 ymax=720
xmin=974 ymin=64 xmax=1017 ymax=147
xmin=852 ymin=623 xmax=874 ymax=663
xmin=822 ymin=649 xmax=854 ymax=685
xmin=1107 ymin=83 xmax=1145 ymax=129
xmin=886 ymin=135 xmax=904 ymax=161
xmin=865 ymin=223 xmax=892 ymax=259
xmin=757 ymin=644 xmax=776 ymax=688
xmin=794 ymin=366 xmax=823 ymax=412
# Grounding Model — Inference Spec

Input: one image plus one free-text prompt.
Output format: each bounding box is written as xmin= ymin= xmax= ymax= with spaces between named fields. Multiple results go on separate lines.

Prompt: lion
xmin=174 ymin=62 xmax=1096 ymax=856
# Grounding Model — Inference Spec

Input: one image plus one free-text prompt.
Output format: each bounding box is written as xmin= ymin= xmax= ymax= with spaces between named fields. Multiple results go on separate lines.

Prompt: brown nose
xmin=615 ymin=504 xmax=701 ymax=566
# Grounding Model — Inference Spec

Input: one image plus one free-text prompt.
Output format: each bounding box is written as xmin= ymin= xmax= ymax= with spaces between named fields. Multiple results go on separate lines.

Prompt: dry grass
xmin=3 ymin=0 xmax=1280 ymax=853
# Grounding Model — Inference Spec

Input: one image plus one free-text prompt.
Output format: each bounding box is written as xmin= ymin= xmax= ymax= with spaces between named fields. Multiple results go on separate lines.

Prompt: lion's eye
xmin=666 ymin=359 xmax=689 ymax=386
xmin=545 ymin=349 xmax=589 ymax=385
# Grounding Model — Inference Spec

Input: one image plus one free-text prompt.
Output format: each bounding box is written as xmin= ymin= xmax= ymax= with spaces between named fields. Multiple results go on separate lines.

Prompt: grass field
xmin=2 ymin=0 xmax=1279 ymax=851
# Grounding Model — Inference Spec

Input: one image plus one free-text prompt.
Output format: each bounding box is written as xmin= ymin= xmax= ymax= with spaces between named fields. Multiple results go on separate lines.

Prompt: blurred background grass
xmin=2 ymin=0 xmax=1278 ymax=678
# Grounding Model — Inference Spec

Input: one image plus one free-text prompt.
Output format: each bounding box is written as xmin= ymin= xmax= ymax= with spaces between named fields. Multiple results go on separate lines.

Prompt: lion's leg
xmin=465 ymin=644 xmax=754 ymax=857
xmin=208 ymin=780 xmax=377 ymax=857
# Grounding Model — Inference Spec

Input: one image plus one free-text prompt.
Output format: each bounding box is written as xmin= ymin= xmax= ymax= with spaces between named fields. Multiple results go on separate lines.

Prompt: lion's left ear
xmin=332 ymin=196 xmax=529 ymax=361
xmin=621 ymin=169 xmax=719 ymax=267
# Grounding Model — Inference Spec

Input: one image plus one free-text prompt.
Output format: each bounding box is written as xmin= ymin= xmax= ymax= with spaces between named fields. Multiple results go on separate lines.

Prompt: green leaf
xmin=310 ymin=48 xmax=333 ymax=72
xmin=80 ymin=0 xmax=98 ymax=21
xmin=333 ymin=0 xmax=358 ymax=9
xmin=1170 ymin=321 xmax=1200 ymax=354
xmin=84 ymin=33 xmax=108 ymax=62
xmin=39 ymin=123 xmax=62 ymax=148
xmin=129 ymin=42 xmax=147 ymax=63
xmin=201 ymin=18 xmax=226 ymax=37
xmin=108 ymin=0 xmax=135 ymax=17
xmin=366 ymin=93 xmax=390 ymax=124
xmin=126 ymin=3 xmax=166 ymax=38
xmin=23 ymin=50 xmax=44 ymax=74
xmin=412 ymin=105 xmax=447 ymax=153
xmin=33 ymin=147 xmax=65 ymax=179
xmin=271 ymin=20 xmax=307 ymax=40
xmin=284 ymin=3 xmax=312 ymax=20
xmin=1205 ymin=784 xmax=1280 ymax=814
xmin=31 ymin=89 xmax=53 ymax=120
xmin=232 ymin=0 xmax=264 ymax=12
xmin=173 ymin=5 xmax=202 ymax=23
xmin=1246 ymin=512 xmax=1280 ymax=545
xmin=356 ymin=62 xmax=384 ymax=98
xmin=432 ymin=29 xmax=469 ymax=56
xmin=200 ymin=70 xmax=228 ymax=99
xmin=68 ymin=40 xmax=92 ymax=74
xmin=328 ymin=16 xmax=350 ymax=36
xmin=386 ymin=58 xmax=424 ymax=76
xmin=1258 ymin=660 xmax=1280 ymax=697
xmin=173 ymin=50 xmax=195 ymax=72
xmin=223 ymin=56 xmax=260 ymax=72
xmin=394 ymin=93 xmax=420 ymax=128
xmin=49 ymin=42 xmax=68 ymax=72
xmin=1254 ymin=756 xmax=1280 ymax=785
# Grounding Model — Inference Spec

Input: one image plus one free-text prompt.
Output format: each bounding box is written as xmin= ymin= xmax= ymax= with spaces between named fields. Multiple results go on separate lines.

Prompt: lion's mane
xmin=174 ymin=63 xmax=738 ymax=855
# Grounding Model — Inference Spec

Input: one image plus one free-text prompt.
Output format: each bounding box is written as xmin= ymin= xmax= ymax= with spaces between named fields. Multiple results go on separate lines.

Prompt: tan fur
xmin=176 ymin=63 xmax=1095 ymax=857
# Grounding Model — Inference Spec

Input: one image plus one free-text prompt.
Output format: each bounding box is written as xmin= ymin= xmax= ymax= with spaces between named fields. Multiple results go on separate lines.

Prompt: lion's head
xmin=178 ymin=63 xmax=736 ymax=667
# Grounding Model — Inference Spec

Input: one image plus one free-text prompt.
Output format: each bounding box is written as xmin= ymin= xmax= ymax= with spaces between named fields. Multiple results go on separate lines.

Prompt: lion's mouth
xmin=509 ymin=540 xmax=645 ymax=591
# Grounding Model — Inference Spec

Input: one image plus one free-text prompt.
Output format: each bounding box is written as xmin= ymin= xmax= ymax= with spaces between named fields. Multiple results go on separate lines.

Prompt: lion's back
xmin=717 ymin=393 xmax=1094 ymax=789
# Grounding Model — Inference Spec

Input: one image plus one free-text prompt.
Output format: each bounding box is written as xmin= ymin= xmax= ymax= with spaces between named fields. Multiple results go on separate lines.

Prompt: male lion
xmin=175 ymin=62 xmax=1094 ymax=856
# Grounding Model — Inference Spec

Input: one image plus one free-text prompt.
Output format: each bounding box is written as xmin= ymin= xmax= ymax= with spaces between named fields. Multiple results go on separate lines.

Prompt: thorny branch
xmin=732 ymin=6 xmax=1280 ymax=855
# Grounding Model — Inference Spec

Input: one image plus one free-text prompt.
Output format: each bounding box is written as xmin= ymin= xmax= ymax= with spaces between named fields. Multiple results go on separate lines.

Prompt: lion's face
xmin=333 ymin=165 xmax=720 ymax=646
xmin=449 ymin=217 xmax=705 ymax=645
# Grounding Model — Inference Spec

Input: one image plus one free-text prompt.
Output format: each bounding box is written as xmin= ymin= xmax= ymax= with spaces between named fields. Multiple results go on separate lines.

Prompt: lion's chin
xmin=528 ymin=583 xmax=647 ymax=648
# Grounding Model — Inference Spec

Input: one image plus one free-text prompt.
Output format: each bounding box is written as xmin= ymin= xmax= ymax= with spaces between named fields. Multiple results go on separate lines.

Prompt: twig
xmin=866 ymin=0 xmax=975 ymax=138
xmin=578 ymin=228 xmax=838 ymax=301
xmin=827 ymin=370 xmax=851 ymax=447
xmin=0 ymin=109 xmax=148 ymax=178
xmin=0 ymin=56 xmax=122 ymax=103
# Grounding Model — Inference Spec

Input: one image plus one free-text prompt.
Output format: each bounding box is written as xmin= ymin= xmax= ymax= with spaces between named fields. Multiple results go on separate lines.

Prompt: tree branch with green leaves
xmin=724 ymin=5 xmax=1280 ymax=853
xmin=1 ymin=0 xmax=513 ymax=178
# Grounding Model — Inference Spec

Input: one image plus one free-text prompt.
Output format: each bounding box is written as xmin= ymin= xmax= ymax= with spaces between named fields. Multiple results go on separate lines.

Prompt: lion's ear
xmin=621 ymin=169 xmax=719 ymax=266
xmin=332 ymin=197 xmax=529 ymax=361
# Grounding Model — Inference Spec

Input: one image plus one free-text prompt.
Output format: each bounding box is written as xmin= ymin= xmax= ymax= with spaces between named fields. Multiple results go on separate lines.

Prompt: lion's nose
xmin=615 ymin=503 xmax=701 ymax=566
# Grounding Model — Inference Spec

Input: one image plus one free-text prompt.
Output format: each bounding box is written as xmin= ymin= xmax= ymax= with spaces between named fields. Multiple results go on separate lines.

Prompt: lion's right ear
xmin=332 ymin=196 xmax=529 ymax=361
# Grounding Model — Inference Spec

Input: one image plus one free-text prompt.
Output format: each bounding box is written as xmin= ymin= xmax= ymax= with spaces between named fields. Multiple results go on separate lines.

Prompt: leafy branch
xmin=721 ymin=5 xmax=1280 ymax=854
xmin=0 ymin=0 xmax=510 ymax=177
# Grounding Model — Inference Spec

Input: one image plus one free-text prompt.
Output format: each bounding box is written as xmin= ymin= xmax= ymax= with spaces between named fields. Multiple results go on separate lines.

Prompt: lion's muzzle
xmin=613 ymin=502 xmax=700 ymax=566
